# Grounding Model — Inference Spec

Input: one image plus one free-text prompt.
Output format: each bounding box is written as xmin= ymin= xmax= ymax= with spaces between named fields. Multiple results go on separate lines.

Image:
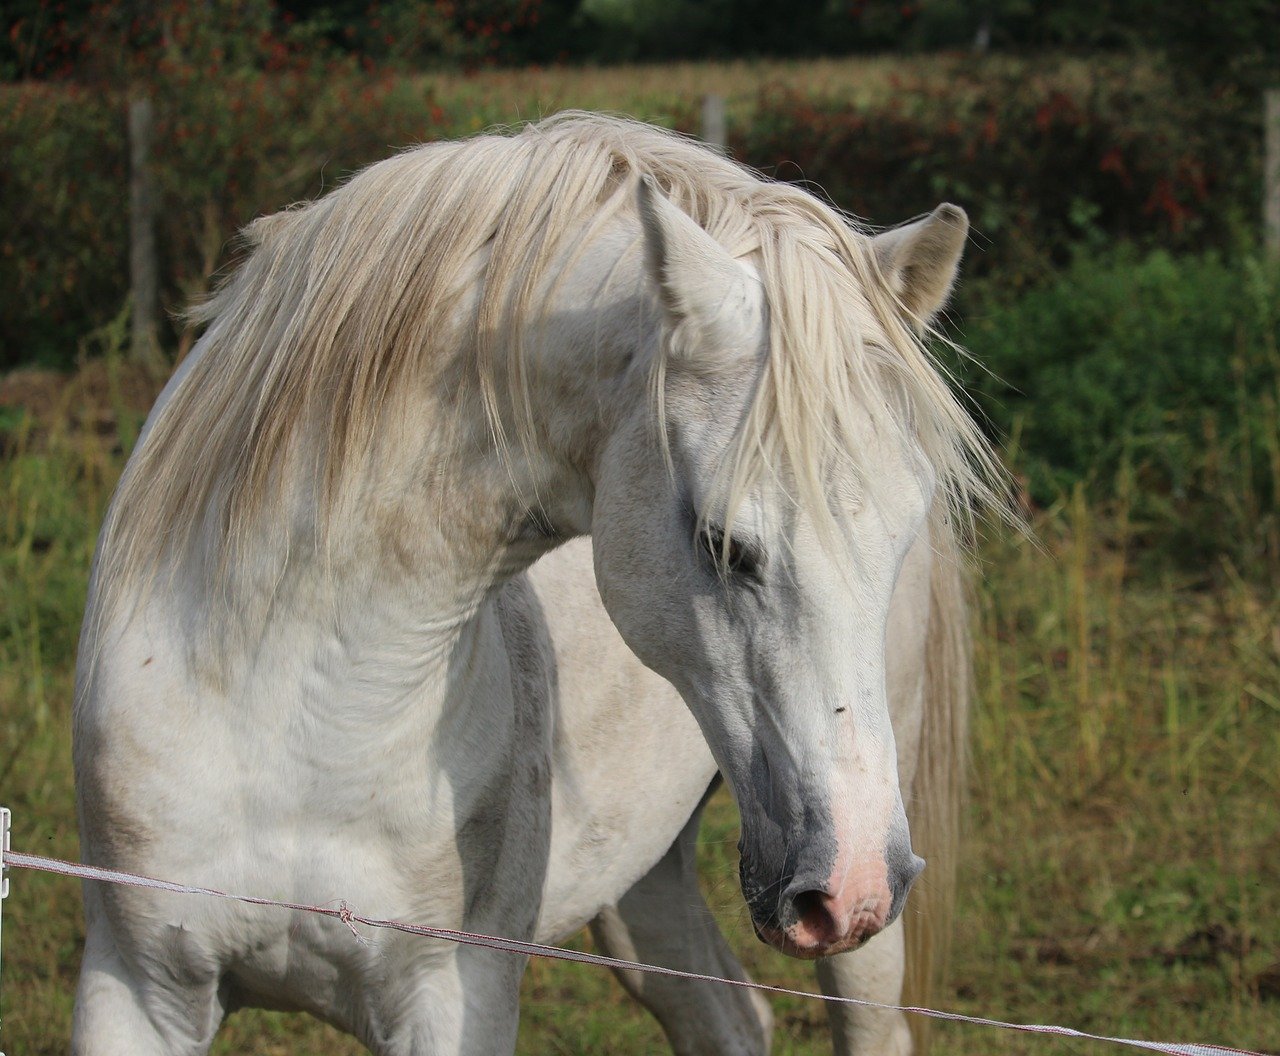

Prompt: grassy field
xmin=1 ymin=359 xmax=1277 ymax=1055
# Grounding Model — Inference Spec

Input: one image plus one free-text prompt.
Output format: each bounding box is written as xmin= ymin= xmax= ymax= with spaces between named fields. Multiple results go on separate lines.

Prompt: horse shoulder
xmin=526 ymin=539 xmax=716 ymax=942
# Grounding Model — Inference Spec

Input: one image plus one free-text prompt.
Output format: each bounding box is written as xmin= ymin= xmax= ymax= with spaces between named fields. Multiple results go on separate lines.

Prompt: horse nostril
xmin=790 ymin=889 xmax=839 ymax=946
xmin=887 ymin=853 xmax=927 ymax=922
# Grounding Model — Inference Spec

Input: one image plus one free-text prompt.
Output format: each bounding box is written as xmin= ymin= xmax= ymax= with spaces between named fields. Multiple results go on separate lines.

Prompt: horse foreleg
xmin=814 ymin=916 xmax=913 ymax=1056
xmin=357 ymin=939 xmax=526 ymax=1056
xmin=588 ymin=784 xmax=773 ymax=1056
xmin=72 ymin=887 xmax=224 ymax=1056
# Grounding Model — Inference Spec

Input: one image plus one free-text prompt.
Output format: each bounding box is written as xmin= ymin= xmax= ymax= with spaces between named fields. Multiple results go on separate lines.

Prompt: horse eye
xmin=698 ymin=525 xmax=760 ymax=579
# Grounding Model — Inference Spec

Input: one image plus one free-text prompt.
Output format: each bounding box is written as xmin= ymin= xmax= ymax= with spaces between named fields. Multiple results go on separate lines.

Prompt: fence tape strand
xmin=1 ymin=844 xmax=1269 ymax=1056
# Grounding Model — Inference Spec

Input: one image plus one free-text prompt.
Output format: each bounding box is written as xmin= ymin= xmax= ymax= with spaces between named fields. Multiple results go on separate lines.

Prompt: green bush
xmin=959 ymin=248 xmax=1280 ymax=582
xmin=0 ymin=83 xmax=128 ymax=366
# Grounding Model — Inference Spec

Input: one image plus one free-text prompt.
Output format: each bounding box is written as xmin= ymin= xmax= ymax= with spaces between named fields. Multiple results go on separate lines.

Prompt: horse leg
xmin=72 ymin=887 xmax=224 ymax=1056
xmin=813 ymin=917 xmax=913 ymax=1056
xmin=589 ymin=782 xmax=773 ymax=1056
xmin=359 ymin=940 xmax=527 ymax=1056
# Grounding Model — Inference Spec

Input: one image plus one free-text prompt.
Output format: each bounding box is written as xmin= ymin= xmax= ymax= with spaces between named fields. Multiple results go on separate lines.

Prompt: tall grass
xmin=0 ymin=360 xmax=1276 ymax=1053
xmin=946 ymin=496 xmax=1279 ymax=1054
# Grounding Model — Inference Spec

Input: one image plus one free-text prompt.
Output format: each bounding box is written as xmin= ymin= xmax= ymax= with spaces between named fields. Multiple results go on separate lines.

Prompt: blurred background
xmin=1 ymin=2 xmax=1278 ymax=1053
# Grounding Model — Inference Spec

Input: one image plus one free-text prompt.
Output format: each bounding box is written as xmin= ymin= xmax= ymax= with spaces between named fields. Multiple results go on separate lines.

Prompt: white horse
xmin=71 ymin=113 xmax=998 ymax=1055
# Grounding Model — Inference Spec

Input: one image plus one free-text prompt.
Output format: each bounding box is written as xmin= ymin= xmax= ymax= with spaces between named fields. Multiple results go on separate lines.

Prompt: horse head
xmin=590 ymin=177 xmax=971 ymax=958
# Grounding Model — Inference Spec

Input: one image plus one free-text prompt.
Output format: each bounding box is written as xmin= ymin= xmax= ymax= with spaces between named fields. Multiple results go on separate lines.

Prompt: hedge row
xmin=0 ymin=59 xmax=1262 ymax=369
xmin=2 ymin=67 xmax=458 ymax=368
xmin=729 ymin=63 xmax=1257 ymax=288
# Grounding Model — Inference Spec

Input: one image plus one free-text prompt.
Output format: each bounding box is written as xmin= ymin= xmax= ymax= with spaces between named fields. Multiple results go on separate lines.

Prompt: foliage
xmin=2 ymin=0 xmax=288 ymax=84
xmin=890 ymin=0 xmax=1280 ymax=68
xmin=958 ymin=248 xmax=1280 ymax=584
xmin=575 ymin=0 xmax=834 ymax=62
xmin=0 ymin=0 xmax=582 ymax=81
xmin=6 ymin=0 xmax=1280 ymax=76
xmin=1142 ymin=0 xmax=1280 ymax=96
xmin=0 ymin=54 xmax=1264 ymax=370
xmin=728 ymin=59 xmax=1249 ymax=289
xmin=0 ymin=82 xmax=129 ymax=366
xmin=572 ymin=0 xmax=1280 ymax=77
xmin=277 ymin=0 xmax=586 ymax=68
xmin=0 ymin=65 xmax=459 ymax=368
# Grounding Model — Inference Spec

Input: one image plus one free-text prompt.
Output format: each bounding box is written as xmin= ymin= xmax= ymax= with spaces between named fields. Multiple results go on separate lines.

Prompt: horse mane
xmin=93 ymin=111 xmax=1005 ymax=629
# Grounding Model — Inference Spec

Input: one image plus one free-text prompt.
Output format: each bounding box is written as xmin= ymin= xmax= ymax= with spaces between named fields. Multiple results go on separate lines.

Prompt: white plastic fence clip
xmin=1 ymin=805 xmax=9 ymax=1056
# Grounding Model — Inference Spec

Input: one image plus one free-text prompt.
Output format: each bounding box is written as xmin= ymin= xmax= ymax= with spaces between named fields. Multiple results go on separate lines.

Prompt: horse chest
xmin=89 ymin=588 xmax=554 ymax=899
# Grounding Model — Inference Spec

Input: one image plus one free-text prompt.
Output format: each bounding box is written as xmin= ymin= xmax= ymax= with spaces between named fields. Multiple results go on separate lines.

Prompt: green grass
xmin=0 ymin=362 xmax=1276 ymax=1054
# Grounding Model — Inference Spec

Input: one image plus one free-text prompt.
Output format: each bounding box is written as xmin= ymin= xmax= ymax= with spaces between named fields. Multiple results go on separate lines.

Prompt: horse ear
xmin=636 ymin=175 xmax=763 ymax=361
xmin=872 ymin=203 xmax=969 ymax=326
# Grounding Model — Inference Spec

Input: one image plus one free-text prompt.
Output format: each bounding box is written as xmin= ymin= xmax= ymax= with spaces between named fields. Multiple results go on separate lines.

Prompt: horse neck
xmin=158 ymin=444 xmax=539 ymax=717
xmin=152 ymin=214 xmax=648 ymax=700
xmin=395 ymin=214 xmax=649 ymax=582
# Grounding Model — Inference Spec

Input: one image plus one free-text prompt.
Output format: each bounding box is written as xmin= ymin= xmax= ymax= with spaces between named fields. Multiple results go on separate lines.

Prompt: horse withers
xmin=71 ymin=113 xmax=996 ymax=1055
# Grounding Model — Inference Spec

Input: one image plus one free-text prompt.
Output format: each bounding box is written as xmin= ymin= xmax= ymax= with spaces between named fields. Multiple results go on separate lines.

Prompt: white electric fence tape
xmin=0 ymin=817 xmax=1268 ymax=1056
xmin=1 ymin=806 xmax=9 ymax=1056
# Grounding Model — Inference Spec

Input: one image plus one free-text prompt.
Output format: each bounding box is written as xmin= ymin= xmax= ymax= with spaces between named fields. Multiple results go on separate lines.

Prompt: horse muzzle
xmin=744 ymin=848 xmax=924 ymax=959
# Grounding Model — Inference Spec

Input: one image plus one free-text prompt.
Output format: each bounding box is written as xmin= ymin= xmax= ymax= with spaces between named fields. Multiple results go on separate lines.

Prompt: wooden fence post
xmin=1266 ymin=89 xmax=1280 ymax=259
xmin=701 ymin=93 xmax=726 ymax=152
xmin=129 ymin=91 xmax=161 ymax=368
